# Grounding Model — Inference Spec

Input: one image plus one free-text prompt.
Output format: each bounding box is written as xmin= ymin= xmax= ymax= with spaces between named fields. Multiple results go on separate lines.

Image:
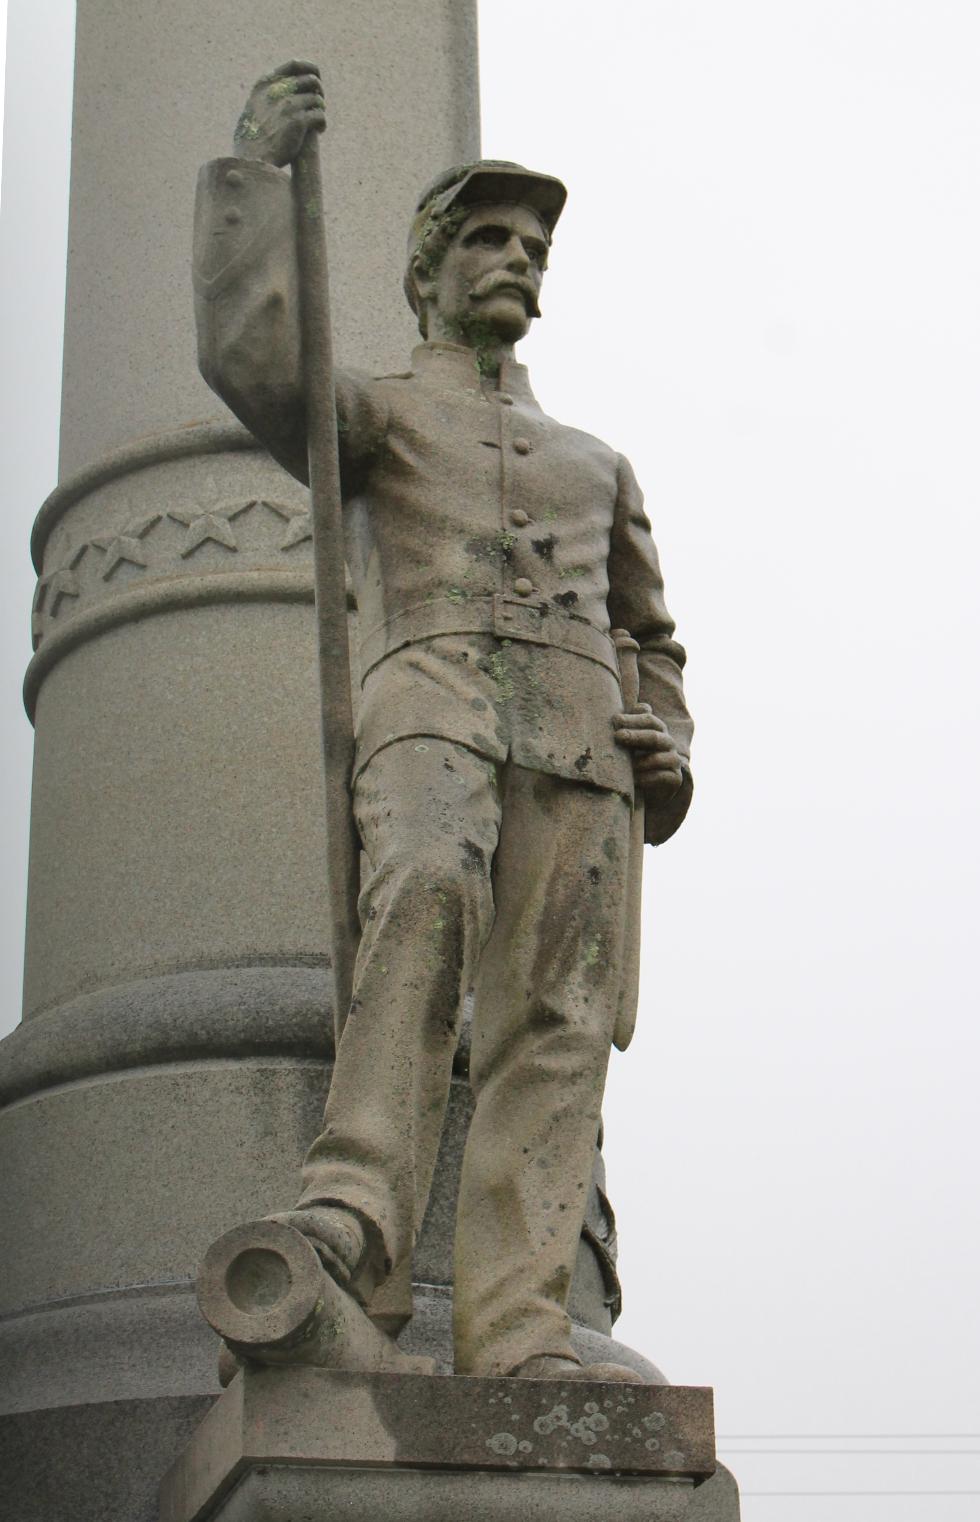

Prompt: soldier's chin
xmin=474 ymin=293 xmax=533 ymax=342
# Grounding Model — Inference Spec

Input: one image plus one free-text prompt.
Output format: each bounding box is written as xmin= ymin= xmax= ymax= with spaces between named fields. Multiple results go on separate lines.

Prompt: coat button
xmin=513 ymin=437 xmax=531 ymax=454
xmin=513 ymin=578 xmax=534 ymax=597
xmin=224 ymin=208 xmax=242 ymax=225
xmin=225 ymin=169 xmax=244 ymax=189
xmin=495 ymin=392 xmax=514 ymax=405
xmin=510 ymin=509 xmax=530 ymax=527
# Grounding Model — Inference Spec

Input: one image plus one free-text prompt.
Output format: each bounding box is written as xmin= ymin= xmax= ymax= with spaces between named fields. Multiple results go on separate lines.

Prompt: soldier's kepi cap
xmin=404 ymin=159 xmax=567 ymax=323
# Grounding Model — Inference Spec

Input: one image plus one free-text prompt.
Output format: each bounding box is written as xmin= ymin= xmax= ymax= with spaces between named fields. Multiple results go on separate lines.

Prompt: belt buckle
xmin=493 ymin=593 xmax=545 ymax=643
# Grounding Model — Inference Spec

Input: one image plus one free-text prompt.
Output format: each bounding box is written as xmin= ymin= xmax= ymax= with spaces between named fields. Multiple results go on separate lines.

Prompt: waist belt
xmin=358 ymin=594 xmax=619 ymax=682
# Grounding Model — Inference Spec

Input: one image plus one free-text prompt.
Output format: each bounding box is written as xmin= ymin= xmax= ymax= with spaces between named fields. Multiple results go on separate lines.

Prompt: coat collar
xmin=410 ymin=342 xmax=539 ymax=407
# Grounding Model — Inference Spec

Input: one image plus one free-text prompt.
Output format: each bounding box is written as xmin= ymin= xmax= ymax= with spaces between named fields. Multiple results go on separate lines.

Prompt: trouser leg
xmin=297 ymin=739 xmax=500 ymax=1310
xmin=454 ymin=769 xmax=631 ymax=1376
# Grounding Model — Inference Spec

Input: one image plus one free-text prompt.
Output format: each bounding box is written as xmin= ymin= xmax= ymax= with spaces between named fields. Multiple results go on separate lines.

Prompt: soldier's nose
xmin=504 ymin=237 xmax=530 ymax=272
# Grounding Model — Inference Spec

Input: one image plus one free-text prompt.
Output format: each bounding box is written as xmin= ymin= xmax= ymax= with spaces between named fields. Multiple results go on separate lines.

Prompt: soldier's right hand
xmin=233 ymin=60 xmax=326 ymax=167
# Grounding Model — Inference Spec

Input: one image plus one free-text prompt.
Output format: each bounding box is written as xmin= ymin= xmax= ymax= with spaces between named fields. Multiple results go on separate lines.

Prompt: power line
xmin=723 ymin=1431 xmax=980 ymax=1495
xmin=719 ymin=1434 xmax=980 ymax=1440
xmin=723 ymin=1448 xmax=980 ymax=1455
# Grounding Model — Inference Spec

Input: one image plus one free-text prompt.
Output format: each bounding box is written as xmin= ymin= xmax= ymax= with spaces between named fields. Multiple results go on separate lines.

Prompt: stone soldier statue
xmin=193 ymin=61 xmax=693 ymax=1383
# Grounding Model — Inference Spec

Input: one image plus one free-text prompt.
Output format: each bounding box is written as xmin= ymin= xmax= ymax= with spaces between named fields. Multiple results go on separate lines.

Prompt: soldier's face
xmin=432 ymin=203 xmax=548 ymax=344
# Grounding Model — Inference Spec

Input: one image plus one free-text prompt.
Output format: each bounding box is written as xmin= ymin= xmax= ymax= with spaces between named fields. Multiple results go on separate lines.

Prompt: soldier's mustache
xmin=470 ymin=271 xmax=541 ymax=318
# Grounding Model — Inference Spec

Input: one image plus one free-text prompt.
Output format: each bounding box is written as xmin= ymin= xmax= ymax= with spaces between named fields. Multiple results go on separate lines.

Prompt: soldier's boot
xmin=264 ymin=1205 xmax=368 ymax=1290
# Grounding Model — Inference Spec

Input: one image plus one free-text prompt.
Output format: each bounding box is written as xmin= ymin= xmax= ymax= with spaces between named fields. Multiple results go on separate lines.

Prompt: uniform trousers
xmin=297 ymin=735 xmax=631 ymax=1377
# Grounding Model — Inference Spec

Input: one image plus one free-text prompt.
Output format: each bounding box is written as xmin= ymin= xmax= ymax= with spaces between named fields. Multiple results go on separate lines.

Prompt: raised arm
xmin=193 ymin=61 xmax=386 ymax=483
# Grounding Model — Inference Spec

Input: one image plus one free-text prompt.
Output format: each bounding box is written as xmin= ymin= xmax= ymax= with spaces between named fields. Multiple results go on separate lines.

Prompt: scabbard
xmin=611 ymin=630 xmax=644 ymax=1051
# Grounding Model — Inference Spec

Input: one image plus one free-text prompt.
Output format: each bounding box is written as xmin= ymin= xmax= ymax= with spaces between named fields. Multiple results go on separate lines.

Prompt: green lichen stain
xmin=413 ymin=205 xmax=468 ymax=279
xmin=266 ymin=78 xmax=299 ymax=101
xmin=446 ymin=586 xmax=468 ymax=603
xmin=584 ymin=938 xmax=602 ymax=967
xmin=484 ymin=649 xmax=515 ymax=703
xmin=233 ymin=111 xmax=261 ymax=142
xmin=524 ymin=660 xmax=545 ymax=694
xmin=443 ymin=314 xmax=503 ymax=377
xmin=465 ymin=533 xmax=514 ymax=569
xmin=426 ymin=888 xmax=451 ymax=969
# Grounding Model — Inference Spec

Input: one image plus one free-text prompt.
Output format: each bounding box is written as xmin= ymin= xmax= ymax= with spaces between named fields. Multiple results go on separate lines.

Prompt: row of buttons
xmin=502 ymin=396 xmax=533 ymax=589
xmin=509 ymin=423 xmax=534 ymax=590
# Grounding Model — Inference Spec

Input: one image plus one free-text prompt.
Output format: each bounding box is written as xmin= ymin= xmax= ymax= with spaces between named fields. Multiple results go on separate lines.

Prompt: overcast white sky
xmin=2 ymin=3 xmax=979 ymax=1517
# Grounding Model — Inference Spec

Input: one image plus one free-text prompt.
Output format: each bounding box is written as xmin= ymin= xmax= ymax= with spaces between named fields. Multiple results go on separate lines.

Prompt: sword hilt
xmin=612 ymin=628 xmax=641 ymax=712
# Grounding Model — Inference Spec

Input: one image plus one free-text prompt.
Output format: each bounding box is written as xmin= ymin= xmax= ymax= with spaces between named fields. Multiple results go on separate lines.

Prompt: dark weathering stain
xmin=531 ymin=534 xmax=558 ymax=560
xmin=587 ymin=865 xmax=602 ymax=884
xmin=553 ymin=589 xmax=578 ymax=608
xmin=574 ymin=747 xmax=593 ymax=773
xmin=461 ymin=838 xmax=487 ymax=874
xmin=466 ymin=533 xmax=514 ymax=565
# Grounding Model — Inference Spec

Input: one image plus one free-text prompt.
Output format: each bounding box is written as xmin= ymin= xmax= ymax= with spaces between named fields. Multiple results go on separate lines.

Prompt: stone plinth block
xmin=161 ymin=1368 xmax=718 ymax=1522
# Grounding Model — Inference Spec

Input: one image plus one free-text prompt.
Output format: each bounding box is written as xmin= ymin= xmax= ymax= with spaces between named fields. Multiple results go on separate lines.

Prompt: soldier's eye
xmin=468 ymin=227 xmax=508 ymax=248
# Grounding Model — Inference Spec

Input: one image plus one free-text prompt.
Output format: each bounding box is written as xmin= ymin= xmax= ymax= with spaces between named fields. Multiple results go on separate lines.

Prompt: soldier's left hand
xmin=613 ymin=707 xmax=684 ymax=804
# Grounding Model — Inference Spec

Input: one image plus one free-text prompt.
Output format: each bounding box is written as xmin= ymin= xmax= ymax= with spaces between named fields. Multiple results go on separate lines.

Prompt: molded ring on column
xmin=23 ymin=567 xmax=314 ymax=720
xmin=0 ymin=967 xmax=479 ymax=1108
xmin=0 ymin=965 xmax=336 ymax=1108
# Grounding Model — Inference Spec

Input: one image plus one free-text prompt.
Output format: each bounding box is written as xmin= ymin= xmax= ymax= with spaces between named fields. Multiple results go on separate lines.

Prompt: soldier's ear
xmin=410 ymin=253 xmax=437 ymax=305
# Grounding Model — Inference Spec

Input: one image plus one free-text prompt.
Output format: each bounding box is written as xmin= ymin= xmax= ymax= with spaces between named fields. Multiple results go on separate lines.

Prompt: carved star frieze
xmin=258 ymin=498 xmax=314 ymax=551
xmin=91 ymin=514 xmax=161 ymax=579
xmin=46 ymin=568 xmax=81 ymax=617
xmin=36 ymin=542 xmax=90 ymax=618
xmin=168 ymin=482 xmax=254 ymax=557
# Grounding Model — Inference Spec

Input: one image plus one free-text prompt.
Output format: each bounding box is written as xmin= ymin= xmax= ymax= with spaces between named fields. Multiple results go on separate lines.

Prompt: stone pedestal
xmin=161 ymin=1369 xmax=739 ymax=1522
